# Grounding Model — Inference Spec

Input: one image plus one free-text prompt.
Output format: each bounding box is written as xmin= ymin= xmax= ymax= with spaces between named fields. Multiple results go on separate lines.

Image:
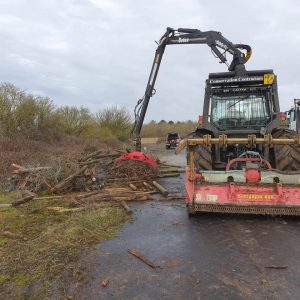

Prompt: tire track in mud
xmin=189 ymin=218 xmax=262 ymax=300
xmin=216 ymin=218 xmax=294 ymax=300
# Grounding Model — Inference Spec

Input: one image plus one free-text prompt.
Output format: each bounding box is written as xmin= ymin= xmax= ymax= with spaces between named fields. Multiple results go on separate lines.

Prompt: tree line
xmin=0 ymin=82 xmax=197 ymax=141
xmin=0 ymin=83 xmax=132 ymax=141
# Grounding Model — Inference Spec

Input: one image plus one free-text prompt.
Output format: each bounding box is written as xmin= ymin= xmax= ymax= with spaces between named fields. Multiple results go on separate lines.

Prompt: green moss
xmin=0 ymin=275 xmax=10 ymax=284
xmin=0 ymin=192 xmax=16 ymax=204
xmin=12 ymin=273 xmax=36 ymax=287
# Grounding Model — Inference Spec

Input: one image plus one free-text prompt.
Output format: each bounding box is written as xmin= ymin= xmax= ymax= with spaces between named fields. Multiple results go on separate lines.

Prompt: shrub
xmin=96 ymin=106 xmax=131 ymax=141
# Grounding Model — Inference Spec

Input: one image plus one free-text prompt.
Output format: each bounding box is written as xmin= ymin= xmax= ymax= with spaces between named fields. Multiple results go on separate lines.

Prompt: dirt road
xmin=66 ymin=145 xmax=300 ymax=300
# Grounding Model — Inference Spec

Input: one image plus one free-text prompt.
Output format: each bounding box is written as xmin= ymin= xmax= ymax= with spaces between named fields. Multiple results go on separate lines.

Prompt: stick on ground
xmin=2 ymin=230 xmax=25 ymax=240
xmin=264 ymin=265 xmax=288 ymax=269
xmin=128 ymin=248 xmax=158 ymax=268
xmin=120 ymin=200 xmax=132 ymax=214
xmin=75 ymin=190 xmax=101 ymax=200
xmin=12 ymin=195 xmax=34 ymax=207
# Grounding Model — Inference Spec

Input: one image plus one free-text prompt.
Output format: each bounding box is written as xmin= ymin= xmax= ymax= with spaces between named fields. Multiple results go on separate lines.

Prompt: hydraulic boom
xmin=132 ymin=27 xmax=252 ymax=150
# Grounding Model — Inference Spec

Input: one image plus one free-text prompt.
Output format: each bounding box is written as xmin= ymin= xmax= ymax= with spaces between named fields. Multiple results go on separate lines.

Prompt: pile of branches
xmin=9 ymin=147 xmax=185 ymax=197
xmin=110 ymin=160 xmax=158 ymax=181
xmin=5 ymin=150 xmax=187 ymax=211
xmin=10 ymin=150 xmax=123 ymax=194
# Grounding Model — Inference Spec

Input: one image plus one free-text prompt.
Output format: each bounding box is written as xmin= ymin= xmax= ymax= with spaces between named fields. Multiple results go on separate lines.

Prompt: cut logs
xmin=143 ymin=182 xmax=153 ymax=190
xmin=152 ymin=181 xmax=169 ymax=197
xmin=120 ymin=201 xmax=132 ymax=214
xmin=129 ymin=183 xmax=138 ymax=191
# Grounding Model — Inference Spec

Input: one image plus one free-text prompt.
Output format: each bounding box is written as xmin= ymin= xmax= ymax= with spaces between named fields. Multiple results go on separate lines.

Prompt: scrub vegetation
xmin=0 ymin=82 xmax=132 ymax=141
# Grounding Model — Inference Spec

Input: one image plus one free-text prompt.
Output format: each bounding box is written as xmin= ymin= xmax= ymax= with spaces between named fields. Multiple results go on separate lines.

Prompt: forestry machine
xmin=131 ymin=27 xmax=300 ymax=216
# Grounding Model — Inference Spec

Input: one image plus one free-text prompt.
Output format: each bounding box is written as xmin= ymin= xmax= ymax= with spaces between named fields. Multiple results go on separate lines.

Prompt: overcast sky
xmin=0 ymin=0 xmax=300 ymax=122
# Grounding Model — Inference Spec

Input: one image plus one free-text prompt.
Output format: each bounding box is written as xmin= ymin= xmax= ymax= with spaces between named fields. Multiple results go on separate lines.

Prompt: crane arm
xmin=133 ymin=27 xmax=252 ymax=150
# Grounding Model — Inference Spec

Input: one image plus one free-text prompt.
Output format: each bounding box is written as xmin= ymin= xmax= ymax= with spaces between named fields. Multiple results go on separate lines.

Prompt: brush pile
xmin=110 ymin=160 xmax=158 ymax=181
xmin=6 ymin=149 xmax=185 ymax=211
xmin=10 ymin=150 xmax=125 ymax=194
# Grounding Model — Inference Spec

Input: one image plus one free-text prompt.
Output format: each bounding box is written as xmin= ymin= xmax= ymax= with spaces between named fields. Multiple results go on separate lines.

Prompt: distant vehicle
xmin=166 ymin=133 xmax=180 ymax=149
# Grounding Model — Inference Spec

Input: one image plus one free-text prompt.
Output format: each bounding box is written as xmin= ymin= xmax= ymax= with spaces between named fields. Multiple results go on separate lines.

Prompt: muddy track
xmin=63 ymin=145 xmax=300 ymax=300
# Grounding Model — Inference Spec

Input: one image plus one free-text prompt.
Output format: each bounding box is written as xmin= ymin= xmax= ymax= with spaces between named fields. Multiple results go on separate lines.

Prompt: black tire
xmin=186 ymin=132 xmax=213 ymax=171
xmin=273 ymin=129 xmax=300 ymax=171
xmin=193 ymin=143 xmax=213 ymax=171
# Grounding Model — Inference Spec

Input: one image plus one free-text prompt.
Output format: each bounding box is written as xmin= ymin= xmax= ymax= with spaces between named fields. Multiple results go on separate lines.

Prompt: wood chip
xmin=101 ymin=279 xmax=110 ymax=287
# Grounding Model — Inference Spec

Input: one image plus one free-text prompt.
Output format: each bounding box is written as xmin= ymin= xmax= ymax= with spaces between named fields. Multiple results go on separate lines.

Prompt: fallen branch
xmin=11 ymin=163 xmax=51 ymax=174
xmin=159 ymin=163 xmax=183 ymax=168
xmin=79 ymin=159 xmax=103 ymax=166
xmin=88 ymin=193 xmax=149 ymax=203
xmin=47 ymin=206 xmax=85 ymax=213
xmin=120 ymin=200 xmax=132 ymax=214
xmin=152 ymin=181 xmax=169 ymax=197
xmin=79 ymin=150 xmax=103 ymax=162
xmin=12 ymin=195 xmax=34 ymax=207
xmin=158 ymin=168 xmax=182 ymax=173
xmin=158 ymin=173 xmax=180 ymax=178
xmin=96 ymin=153 xmax=121 ymax=159
xmin=34 ymin=195 xmax=69 ymax=201
xmin=161 ymin=196 xmax=186 ymax=200
xmin=2 ymin=230 xmax=25 ymax=240
xmin=75 ymin=190 xmax=101 ymax=200
xmin=52 ymin=165 xmax=88 ymax=192
xmin=128 ymin=248 xmax=158 ymax=268
xmin=264 ymin=265 xmax=288 ymax=270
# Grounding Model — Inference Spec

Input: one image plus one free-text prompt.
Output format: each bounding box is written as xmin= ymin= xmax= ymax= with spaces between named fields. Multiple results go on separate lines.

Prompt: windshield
xmin=211 ymin=94 xmax=271 ymax=130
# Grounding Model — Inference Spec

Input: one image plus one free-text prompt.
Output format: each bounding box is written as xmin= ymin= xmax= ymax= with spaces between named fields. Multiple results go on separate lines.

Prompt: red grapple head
xmin=115 ymin=151 xmax=158 ymax=169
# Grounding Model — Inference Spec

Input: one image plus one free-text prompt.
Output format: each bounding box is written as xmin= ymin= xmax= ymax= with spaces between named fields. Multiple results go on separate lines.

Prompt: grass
xmin=0 ymin=192 xmax=130 ymax=299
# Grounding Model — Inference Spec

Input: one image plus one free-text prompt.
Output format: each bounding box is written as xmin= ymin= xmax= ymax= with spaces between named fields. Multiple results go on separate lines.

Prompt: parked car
xmin=166 ymin=133 xmax=180 ymax=149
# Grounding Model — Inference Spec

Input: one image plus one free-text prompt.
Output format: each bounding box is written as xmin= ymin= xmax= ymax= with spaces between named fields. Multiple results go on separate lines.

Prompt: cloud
xmin=0 ymin=0 xmax=299 ymax=121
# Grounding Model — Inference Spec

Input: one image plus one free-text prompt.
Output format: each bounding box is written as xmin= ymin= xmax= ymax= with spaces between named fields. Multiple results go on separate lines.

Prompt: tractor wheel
xmin=186 ymin=132 xmax=213 ymax=171
xmin=193 ymin=143 xmax=213 ymax=171
xmin=273 ymin=129 xmax=300 ymax=171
